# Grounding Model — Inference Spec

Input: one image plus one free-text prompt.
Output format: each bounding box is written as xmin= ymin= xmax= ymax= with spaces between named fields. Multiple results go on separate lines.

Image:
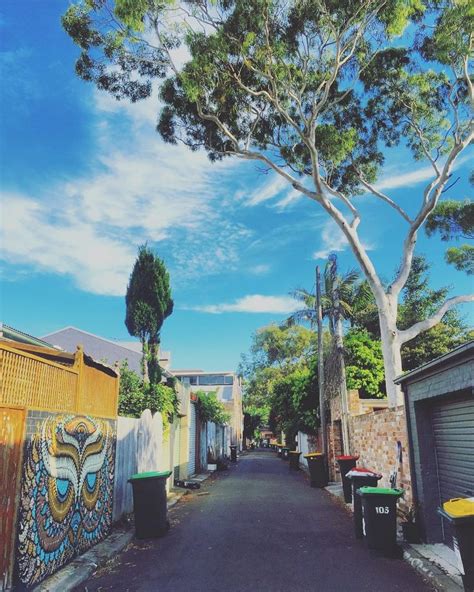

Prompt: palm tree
xmin=283 ymin=254 xmax=370 ymax=454
xmin=284 ymin=255 xmax=369 ymax=331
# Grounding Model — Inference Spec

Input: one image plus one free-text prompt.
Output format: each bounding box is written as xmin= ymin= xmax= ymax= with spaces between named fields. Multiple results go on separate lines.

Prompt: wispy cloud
xmin=248 ymin=264 xmax=271 ymax=275
xmin=246 ymin=173 xmax=303 ymax=210
xmin=313 ymin=219 xmax=374 ymax=261
xmin=375 ymin=154 xmax=472 ymax=192
xmin=2 ymin=193 xmax=135 ymax=296
xmin=184 ymin=294 xmax=300 ymax=314
xmin=0 ymin=47 xmax=40 ymax=112
xmin=0 ymin=90 xmax=248 ymax=296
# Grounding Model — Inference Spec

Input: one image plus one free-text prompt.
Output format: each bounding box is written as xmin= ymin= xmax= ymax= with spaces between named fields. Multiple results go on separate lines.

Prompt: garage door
xmin=188 ymin=402 xmax=197 ymax=476
xmin=432 ymin=396 xmax=474 ymax=506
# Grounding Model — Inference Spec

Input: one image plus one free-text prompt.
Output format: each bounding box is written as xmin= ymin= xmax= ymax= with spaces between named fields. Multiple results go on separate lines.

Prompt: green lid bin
xmin=128 ymin=471 xmax=172 ymax=539
xmin=357 ymin=487 xmax=404 ymax=557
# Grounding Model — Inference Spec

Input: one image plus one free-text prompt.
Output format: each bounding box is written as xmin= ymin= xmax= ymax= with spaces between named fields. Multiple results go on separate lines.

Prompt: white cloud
xmin=185 ymin=294 xmax=301 ymax=314
xmin=375 ymin=153 xmax=472 ymax=192
xmin=249 ymin=264 xmax=271 ymax=275
xmin=313 ymin=219 xmax=374 ymax=261
xmin=273 ymin=188 xmax=301 ymax=210
xmin=0 ymin=91 xmax=248 ymax=296
xmin=247 ymin=175 xmax=288 ymax=206
xmin=2 ymin=194 xmax=135 ymax=296
xmin=313 ymin=220 xmax=349 ymax=260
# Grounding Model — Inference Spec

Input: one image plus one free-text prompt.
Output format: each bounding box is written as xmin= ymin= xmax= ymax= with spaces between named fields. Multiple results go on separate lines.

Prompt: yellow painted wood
xmin=0 ymin=406 xmax=26 ymax=590
xmin=0 ymin=343 xmax=118 ymax=418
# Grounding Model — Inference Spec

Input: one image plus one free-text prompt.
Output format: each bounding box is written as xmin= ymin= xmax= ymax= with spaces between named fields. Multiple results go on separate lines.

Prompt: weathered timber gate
xmin=1 ymin=407 xmax=26 ymax=591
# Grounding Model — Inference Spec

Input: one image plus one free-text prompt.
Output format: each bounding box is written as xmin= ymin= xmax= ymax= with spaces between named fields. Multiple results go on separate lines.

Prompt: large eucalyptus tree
xmin=64 ymin=0 xmax=473 ymax=405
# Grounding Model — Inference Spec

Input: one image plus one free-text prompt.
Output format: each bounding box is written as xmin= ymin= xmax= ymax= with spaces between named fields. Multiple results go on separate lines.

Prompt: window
xmin=196 ymin=374 xmax=233 ymax=386
xmin=178 ymin=375 xmax=197 ymax=385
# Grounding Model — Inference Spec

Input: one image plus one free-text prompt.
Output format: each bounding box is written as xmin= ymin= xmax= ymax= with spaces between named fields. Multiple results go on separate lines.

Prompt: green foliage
xmin=196 ymin=391 xmax=230 ymax=425
xmin=270 ymin=363 xmax=319 ymax=441
xmin=350 ymin=255 xmax=472 ymax=370
xmin=241 ymin=324 xmax=319 ymax=439
xmin=243 ymin=404 xmax=269 ymax=440
xmin=425 ymin=199 xmax=474 ymax=275
xmin=344 ymin=329 xmax=385 ymax=398
xmin=445 ymin=245 xmax=474 ymax=275
xmin=251 ymin=324 xmax=315 ymax=368
xmin=62 ymin=0 xmax=471 ymax=188
xmin=426 ymin=200 xmax=474 ymax=241
xmin=118 ymin=362 xmax=179 ymax=426
xmin=398 ymin=255 xmax=472 ymax=369
xmin=125 ymin=245 xmax=173 ymax=383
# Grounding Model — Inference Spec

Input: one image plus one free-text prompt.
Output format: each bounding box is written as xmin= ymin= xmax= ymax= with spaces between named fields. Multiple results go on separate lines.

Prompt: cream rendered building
xmin=172 ymin=370 xmax=244 ymax=450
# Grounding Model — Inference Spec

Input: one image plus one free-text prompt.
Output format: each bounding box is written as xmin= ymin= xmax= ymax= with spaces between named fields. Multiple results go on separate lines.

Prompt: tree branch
xmin=398 ymin=293 xmax=474 ymax=345
xmin=357 ymin=174 xmax=413 ymax=223
xmin=389 ymin=130 xmax=473 ymax=297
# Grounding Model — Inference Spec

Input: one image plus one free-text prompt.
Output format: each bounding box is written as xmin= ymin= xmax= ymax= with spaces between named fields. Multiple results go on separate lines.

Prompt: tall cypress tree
xmin=125 ymin=245 xmax=174 ymax=383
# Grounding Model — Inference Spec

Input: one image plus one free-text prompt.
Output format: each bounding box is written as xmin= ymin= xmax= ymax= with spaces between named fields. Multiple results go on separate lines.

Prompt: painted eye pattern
xmin=17 ymin=414 xmax=115 ymax=586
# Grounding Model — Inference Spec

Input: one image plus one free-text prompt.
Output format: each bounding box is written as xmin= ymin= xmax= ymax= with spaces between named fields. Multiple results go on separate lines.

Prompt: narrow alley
xmin=76 ymin=450 xmax=433 ymax=592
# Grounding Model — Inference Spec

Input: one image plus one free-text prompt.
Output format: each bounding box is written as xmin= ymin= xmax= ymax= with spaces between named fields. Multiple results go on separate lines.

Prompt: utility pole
xmin=333 ymin=276 xmax=351 ymax=455
xmin=316 ymin=266 xmax=327 ymax=461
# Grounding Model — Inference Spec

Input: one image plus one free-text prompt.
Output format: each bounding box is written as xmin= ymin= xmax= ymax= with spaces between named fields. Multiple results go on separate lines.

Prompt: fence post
xmin=73 ymin=345 xmax=84 ymax=414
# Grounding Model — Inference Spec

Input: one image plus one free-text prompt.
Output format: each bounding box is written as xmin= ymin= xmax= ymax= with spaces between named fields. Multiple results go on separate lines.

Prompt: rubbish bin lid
xmin=129 ymin=471 xmax=172 ymax=481
xmin=358 ymin=486 xmax=404 ymax=497
xmin=289 ymin=450 xmax=301 ymax=455
xmin=346 ymin=468 xmax=382 ymax=479
xmin=443 ymin=497 xmax=474 ymax=518
xmin=336 ymin=455 xmax=360 ymax=461
xmin=304 ymin=452 xmax=323 ymax=458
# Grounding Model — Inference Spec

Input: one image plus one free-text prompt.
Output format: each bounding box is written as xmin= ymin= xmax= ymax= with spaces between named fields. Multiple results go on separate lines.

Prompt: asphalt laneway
xmin=77 ymin=450 xmax=433 ymax=592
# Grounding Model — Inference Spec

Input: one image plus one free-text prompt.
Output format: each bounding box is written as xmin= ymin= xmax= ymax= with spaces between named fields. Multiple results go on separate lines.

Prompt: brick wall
xmin=349 ymin=406 xmax=412 ymax=514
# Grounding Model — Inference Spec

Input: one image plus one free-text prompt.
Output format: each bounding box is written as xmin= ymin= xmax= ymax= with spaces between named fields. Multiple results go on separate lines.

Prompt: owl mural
xmin=17 ymin=415 xmax=115 ymax=586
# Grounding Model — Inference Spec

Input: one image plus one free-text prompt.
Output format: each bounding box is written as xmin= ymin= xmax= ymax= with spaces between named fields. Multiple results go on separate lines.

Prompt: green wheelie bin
xmin=128 ymin=471 xmax=172 ymax=539
xmin=357 ymin=486 xmax=404 ymax=557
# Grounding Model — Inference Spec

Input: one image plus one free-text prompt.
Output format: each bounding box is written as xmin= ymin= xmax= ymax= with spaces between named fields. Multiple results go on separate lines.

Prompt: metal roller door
xmin=432 ymin=396 xmax=474 ymax=506
xmin=188 ymin=402 xmax=197 ymax=476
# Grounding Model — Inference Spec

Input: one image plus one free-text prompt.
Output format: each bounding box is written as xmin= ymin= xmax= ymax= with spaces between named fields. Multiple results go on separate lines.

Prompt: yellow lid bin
xmin=443 ymin=497 xmax=474 ymax=518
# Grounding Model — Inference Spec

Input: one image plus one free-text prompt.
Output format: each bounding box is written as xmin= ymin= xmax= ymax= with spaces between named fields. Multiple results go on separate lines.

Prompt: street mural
xmin=17 ymin=414 xmax=115 ymax=586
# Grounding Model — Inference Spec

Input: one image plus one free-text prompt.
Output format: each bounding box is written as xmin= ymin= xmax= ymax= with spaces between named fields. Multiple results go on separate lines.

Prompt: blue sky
xmin=1 ymin=1 xmax=472 ymax=372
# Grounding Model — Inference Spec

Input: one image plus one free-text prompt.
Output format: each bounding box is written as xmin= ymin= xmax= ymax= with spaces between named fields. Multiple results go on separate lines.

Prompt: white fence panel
xmin=113 ymin=411 xmax=164 ymax=522
xmin=113 ymin=417 xmax=138 ymax=522
xmin=298 ymin=432 xmax=311 ymax=469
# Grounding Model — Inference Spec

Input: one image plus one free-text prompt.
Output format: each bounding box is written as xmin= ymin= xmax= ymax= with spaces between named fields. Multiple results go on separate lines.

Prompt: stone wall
xmin=349 ymin=406 xmax=412 ymax=514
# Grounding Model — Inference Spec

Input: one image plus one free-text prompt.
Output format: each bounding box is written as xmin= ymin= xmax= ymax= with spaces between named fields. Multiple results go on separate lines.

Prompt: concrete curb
xmin=33 ymin=492 xmax=187 ymax=592
xmin=402 ymin=544 xmax=463 ymax=592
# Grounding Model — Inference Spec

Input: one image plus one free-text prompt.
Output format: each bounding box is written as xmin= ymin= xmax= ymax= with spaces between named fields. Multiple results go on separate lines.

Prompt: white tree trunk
xmin=376 ymin=294 xmax=404 ymax=407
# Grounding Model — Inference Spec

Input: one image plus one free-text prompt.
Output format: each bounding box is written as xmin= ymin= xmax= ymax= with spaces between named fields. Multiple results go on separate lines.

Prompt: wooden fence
xmin=0 ymin=341 xmax=119 ymax=590
xmin=0 ymin=342 xmax=119 ymax=418
xmin=1 ymin=407 xmax=26 ymax=591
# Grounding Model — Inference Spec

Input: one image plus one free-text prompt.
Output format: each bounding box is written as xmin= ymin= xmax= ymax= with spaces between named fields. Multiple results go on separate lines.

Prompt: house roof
xmin=172 ymin=370 xmax=236 ymax=376
xmin=395 ymin=340 xmax=474 ymax=386
xmin=42 ymin=326 xmax=144 ymax=374
xmin=1 ymin=323 xmax=57 ymax=348
xmin=1 ymin=340 xmax=118 ymax=377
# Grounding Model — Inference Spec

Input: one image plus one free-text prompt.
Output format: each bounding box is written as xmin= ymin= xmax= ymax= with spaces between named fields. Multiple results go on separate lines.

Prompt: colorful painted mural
xmin=17 ymin=414 xmax=115 ymax=586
